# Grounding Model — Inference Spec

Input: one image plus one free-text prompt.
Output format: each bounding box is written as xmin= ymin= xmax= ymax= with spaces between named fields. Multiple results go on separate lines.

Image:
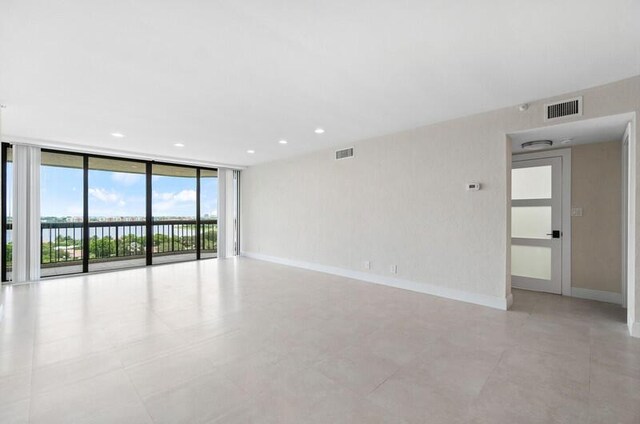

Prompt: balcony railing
xmin=5 ymin=219 xmax=217 ymax=269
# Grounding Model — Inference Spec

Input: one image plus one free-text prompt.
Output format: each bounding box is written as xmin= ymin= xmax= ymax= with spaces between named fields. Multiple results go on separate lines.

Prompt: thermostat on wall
xmin=466 ymin=182 xmax=481 ymax=191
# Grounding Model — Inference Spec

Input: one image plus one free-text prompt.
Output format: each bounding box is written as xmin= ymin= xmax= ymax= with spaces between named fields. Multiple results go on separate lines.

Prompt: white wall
xmin=242 ymin=77 xmax=640 ymax=317
xmin=571 ymin=141 xmax=622 ymax=294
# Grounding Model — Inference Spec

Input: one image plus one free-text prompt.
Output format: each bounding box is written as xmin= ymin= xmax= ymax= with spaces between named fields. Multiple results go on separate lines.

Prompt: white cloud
xmin=174 ymin=189 xmax=196 ymax=202
xmin=152 ymin=189 xmax=197 ymax=213
xmin=112 ymin=173 xmax=143 ymax=186
xmin=88 ymin=187 xmax=121 ymax=203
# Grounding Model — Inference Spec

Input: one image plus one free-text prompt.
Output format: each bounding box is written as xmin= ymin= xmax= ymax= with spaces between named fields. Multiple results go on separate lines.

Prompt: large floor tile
xmin=588 ymin=363 xmax=640 ymax=423
xmin=396 ymin=337 xmax=504 ymax=398
xmin=113 ymin=331 xmax=191 ymax=367
xmin=0 ymin=399 xmax=29 ymax=424
xmin=304 ymin=389 xmax=408 ymax=424
xmin=0 ymin=371 xmax=31 ymax=407
xmin=143 ymin=370 xmax=247 ymax=424
xmin=125 ymin=345 xmax=215 ymax=399
xmin=468 ymin=372 xmax=589 ymax=424
xmin=31 ymin=350 xmax=123 ymax=394
xmin=31 ymin=330 xmax=114 ymax=367
xmin=29 ymin=369 xmax=152 ymax=424
xmin=313 ymin=344 xmax=400 ymax=396
xmin=367 ymin=372 xmax=471 ymax=424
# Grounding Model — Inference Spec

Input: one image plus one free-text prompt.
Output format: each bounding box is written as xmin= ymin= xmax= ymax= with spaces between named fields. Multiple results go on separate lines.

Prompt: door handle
xmin=546 ymin=230 xmax=561 ymax=238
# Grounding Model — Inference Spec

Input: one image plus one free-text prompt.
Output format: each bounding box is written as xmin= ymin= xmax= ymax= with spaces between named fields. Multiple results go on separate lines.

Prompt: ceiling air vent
xmin=335 ymin=147 xmax=354 ymax=160
xmin=544 ymin=96 xmax=582 ymax=121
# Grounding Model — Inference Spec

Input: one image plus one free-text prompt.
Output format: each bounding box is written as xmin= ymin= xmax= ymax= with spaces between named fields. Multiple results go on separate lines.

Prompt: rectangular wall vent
xmin=544 ymin=96 xmax=582 ymax=120
xmin=335 ymin=147 xmax=354 ymax=160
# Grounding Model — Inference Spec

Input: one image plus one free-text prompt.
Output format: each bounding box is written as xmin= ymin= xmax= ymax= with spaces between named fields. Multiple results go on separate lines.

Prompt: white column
xmin=217 ymin=169 xmax=227 ymax=259
xmin=216 ymin=168 xmax=236 ymax=259
xmin=12 ymin=144 xmax=41 ymax=282
xmin=224 ymin=170 xmax=236 ymax=257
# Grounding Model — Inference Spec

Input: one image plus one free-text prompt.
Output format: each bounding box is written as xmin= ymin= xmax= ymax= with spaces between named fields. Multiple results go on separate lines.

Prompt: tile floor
xmin=0 ymin=258 xmax=638 ymax=423
xmin=7 ymin=252 xmax=213 ymax=279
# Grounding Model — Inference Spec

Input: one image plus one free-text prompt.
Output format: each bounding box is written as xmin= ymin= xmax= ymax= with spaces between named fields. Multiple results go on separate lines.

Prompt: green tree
xmin=89 ymin=236 xmax=116 ymax=259
xmin=6 ymin=241 xmax=12 ymax=266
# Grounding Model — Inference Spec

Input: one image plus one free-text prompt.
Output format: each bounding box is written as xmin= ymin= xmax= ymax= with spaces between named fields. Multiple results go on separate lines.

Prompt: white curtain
xmin=12 ymin=144 xmax=41 ymax=282
xmin=216 ymin=168 xmax=237 ymax=259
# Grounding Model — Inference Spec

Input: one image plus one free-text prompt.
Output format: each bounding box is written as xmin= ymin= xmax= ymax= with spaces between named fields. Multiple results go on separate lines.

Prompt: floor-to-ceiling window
xmin=151 ymin=164 xmax=198 ymax=264
xmin=40 ymin=151 xmax=85 ymax=277
xmin=200 ymin=169 xmax=218 ymax=259
xmin=1 ymin=143 xmax=226 ymax=281
xmin=2 ymin=146 xmax=12 ymax=280
xmin=88 ymin=157 xmax=147 ymax=272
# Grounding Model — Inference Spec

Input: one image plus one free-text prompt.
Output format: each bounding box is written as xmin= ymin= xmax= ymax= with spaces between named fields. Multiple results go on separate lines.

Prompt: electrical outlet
xmin=571 ymin=208 xmax=583 ymax=217
xmin=390 ymin=265 xmax=397 ymax=274
xmin=363 ymin=261 xmax=371 ymax=270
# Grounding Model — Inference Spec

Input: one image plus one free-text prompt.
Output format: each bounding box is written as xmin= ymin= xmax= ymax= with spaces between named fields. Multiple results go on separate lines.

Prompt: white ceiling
xmin=1 ymin=0 xmax=639 ymax=167
xmin=510 ymin=113 xmax=632 ymax=153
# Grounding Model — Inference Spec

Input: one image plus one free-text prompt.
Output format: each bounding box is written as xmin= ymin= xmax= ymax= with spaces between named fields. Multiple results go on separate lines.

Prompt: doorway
xmin=509 ymin=114 xmax=635 ymax=312
xmin=511 ymin=156 xmax=563 ymax=294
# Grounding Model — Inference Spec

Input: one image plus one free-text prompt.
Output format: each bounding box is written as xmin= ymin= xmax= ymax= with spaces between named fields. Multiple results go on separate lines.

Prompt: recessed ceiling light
xmin=279 ymin=140 xmax=288 ymax=145
xmin=247 ymin=149 xmax=255 ymax=154
xmin=111 ymin=132 xmax=125 ymax=138
xmin=314 ymin=128 xmax=325 ymax=134
xmin=174 ymin=143 xmax=185 ymax=147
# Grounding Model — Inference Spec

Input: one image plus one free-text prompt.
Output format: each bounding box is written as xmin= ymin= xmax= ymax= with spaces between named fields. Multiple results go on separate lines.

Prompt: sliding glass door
xmin=40 ymin=151 xmax=85 ymax=277
xmin=151 ymin=164 xmax=198 ymax=264
xmin=2 ymin=146 xmax=12 ymax=280
xmin=88 ymin=157 xmax=147 ymax=272
xmin=200 ymin=169 xmax=218 ymax=259
xmin=1 ymin=143 xmax=223 ymax=281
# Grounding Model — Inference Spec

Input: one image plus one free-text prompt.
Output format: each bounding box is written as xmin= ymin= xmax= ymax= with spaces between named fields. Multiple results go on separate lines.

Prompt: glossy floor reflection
xmin=0 ymin=258 xmax=638 ymax=423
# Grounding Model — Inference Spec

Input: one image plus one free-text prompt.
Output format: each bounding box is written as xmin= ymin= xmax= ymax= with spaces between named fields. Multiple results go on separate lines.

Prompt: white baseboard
xmin=242 ymin=252 xmax=511 ymax=310
xmin=570 ymin=287 xmax=622 ymax=304
xmin=506 ymin=292 xmax=514 ymax=309
xmin=630 ymin=321 xmax=640 ymax=338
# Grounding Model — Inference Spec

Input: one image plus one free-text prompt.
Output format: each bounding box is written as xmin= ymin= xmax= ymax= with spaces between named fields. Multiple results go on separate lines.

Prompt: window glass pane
xmin=40 ymin=152 xmax=84 ymax=277
xmin=200 ymin=169 xmax=218 ymax=259
xmin=512 ymin=206 xmax=551 ymax=239
xmin=5 ymin=147 xmax=12 ymax=280
xmin=511 ymin=245 xmax=551 ymax=280
xmin=152 ymin=164 xmax=197 ymax=264
xmin=512 ymin=166 xmax=552 ymax=200
xmin=88 ymin=157 xmax=146 ymax=272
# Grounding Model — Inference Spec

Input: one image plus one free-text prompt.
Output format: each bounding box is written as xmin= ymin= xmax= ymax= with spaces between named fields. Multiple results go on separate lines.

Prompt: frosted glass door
xmin=511 ymin=157 xmax=562 ymax=294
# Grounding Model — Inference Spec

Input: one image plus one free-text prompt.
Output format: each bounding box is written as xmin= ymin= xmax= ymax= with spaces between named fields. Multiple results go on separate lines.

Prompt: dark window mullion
xmin=146 ymin=162 xmax=152 ymax=266
xmin=196 ymin=168 xmax=201 ymax=260
xmin=82 ymin=155 xmax=89 ymax=273
xmin=1 ymin=143 xmax=7 ymax=282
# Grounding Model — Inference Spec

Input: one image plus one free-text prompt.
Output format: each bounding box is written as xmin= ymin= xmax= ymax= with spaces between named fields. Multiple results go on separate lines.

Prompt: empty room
xmin=1 ymin=1 xmax=640 ymax=423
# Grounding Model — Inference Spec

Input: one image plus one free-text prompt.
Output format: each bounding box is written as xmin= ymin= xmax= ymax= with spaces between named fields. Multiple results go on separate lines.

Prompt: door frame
xmin=512 ymin=148 xmax=572 ymax=296
xmin=621 ymin=125 xmax=630 ymax=307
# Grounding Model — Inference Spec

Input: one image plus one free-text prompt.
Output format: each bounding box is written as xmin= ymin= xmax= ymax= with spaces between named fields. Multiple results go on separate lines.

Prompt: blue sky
xmin=39 ymin=166 xmax=218 ymax=218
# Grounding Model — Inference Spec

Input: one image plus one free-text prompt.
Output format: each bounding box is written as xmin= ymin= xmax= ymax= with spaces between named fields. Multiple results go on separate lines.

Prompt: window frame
xmin=1 ymin=143 xmax=220 ymax=282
